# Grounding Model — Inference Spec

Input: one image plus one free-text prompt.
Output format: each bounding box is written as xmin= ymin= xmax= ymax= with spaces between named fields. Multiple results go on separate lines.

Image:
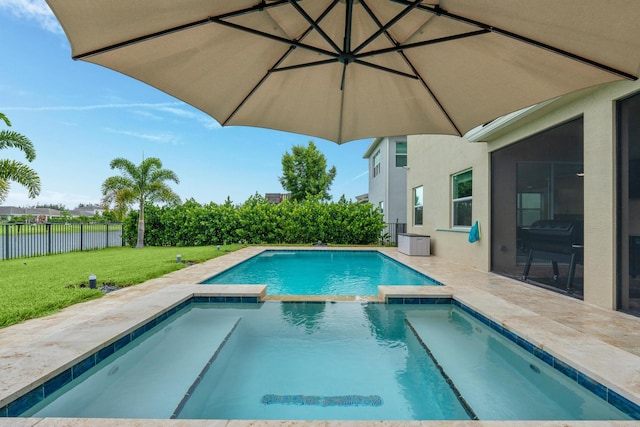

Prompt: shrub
xmin=123 ymin=196 xmax=384 ymax=247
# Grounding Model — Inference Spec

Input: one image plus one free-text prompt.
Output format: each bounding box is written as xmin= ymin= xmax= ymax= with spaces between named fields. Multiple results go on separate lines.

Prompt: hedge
xmin=123 ymin=195 xmax=385 ymax=247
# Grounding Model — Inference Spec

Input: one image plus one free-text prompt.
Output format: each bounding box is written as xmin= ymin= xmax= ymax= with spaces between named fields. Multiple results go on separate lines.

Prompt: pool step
xmin=405 ymin=318 xmax=478 ymax=421
xmin=405 ymin=309 xmax=631 ymax=420
xmin=171 ymin=318 xmax=241 ymax=418
xmin=27 ymin=309 xmax=242 ymax=418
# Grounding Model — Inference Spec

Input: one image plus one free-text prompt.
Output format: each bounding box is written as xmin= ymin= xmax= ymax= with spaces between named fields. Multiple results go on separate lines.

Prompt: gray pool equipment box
xmin=398 ymin=233 xmax=430 ymax=256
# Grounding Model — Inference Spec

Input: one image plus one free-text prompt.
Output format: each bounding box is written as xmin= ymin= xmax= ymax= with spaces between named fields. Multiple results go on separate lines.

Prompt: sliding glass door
xmin=492 ymin=118 xmax=584 ymax=296
xmin=617 ymin=92 xmax=640 ymax=315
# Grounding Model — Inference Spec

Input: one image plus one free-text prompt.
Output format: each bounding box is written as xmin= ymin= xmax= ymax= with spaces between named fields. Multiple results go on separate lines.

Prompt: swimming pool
xmin=16 ymin=300 xmax=635 ymax=421
xmin=201 ymin=250 xmax=439 ymax=295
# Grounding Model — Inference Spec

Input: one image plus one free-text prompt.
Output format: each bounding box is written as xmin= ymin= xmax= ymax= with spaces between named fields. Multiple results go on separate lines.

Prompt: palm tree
xmin=101 ymin=156 xmax=180 ymax=248
xmin=0 ymin=113 xmax=41 ymax=203
xmin=100 ymin=187 xmax=129 ymax=221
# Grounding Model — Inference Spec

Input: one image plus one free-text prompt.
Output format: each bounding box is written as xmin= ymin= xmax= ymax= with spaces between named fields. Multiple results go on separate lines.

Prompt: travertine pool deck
xmin=1 ymin=245 xmax=639 ymax=427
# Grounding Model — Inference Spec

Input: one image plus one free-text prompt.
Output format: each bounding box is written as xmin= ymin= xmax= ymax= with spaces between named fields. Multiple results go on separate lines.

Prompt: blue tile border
xmin=579 ymin=373 xmax=608 ymax=401
xmin=7 ymin=387 xmax=43 ymax=417
xmin=1 ymin=295 xmax=261 ymax=418
xmin=193 ymin=295 xmax=259 ymax=304
xmin=3 ymin=295 xmax=639 ymax=420
xmin=387 ymin=297 xmax=451 ymax=305
xmin=388 ymin=297 xmax=640 ymax=420
xmin=609 ymin=389 xmax=640 ymax=420
xmin=43 ymin=368 xmax=71 ymax=397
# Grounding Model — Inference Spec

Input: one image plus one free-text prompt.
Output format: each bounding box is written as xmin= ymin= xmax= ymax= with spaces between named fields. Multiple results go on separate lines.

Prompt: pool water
xmin=201 ymin=250 xmax=438 ymax=295
xmin=22 ymin=302 xmax=632 ymax=421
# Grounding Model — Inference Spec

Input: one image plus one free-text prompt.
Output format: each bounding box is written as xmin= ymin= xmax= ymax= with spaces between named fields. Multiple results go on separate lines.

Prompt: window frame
xmin=395 ymin=141 xmax=407 ymax=167
xmin=451 ymin=169 xmax=473 ymax=228
xmin=373 ymin=150 xmax=381 ymax=177
xmin=413 ymin=186 xmax=423 ymax=226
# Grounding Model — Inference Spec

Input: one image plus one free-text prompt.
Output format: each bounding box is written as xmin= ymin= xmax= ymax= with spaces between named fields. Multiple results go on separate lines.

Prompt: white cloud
xmin=105 ymin=128 xmax=181 ymax=145
xmin=1 ymin=102 xmax=182 ymax=112
xmin=131 ymin=110 xmax=163 ymax=121
xmin=1 ymin=102 xmax=222 ymax=129
xmin=352 ymin=170 xmax=368 ymax=180
xmin=154 ymin=105 xmax=221 ymax=129
xmin=0 ymin=0 xmax=62 ymax=34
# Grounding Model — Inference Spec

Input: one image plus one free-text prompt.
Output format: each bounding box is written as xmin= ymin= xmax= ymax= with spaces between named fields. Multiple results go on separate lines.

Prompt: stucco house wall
xmin=407 ymin=78 xmax=640 ymax=310
xmin=406 ymin=135 xmax=489 ymax=270
xmin=364 ymin=136 xmax=407 ymax=225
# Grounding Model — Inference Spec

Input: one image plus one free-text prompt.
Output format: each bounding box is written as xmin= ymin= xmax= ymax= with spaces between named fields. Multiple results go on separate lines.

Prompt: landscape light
xmin=88 ymin=274 xmax=97 ymax=289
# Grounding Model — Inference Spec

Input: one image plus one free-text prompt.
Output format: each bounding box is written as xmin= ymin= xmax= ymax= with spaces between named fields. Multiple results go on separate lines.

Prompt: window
xmin=373 ymin=150 xmax=381 ymax=177
xmin=395 ymin=141 xmax=407 ymax=167
xmin=452 ymin=169 xmax=472 ymax=227
xmin=378 ymin=201 xmax=384 ymax=214
xmin=413 ymin=186 xmax=423 ymax=226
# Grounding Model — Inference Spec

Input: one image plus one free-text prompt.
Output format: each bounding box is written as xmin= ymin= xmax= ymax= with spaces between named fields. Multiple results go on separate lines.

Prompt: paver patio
xmin=1 ymin=246 xmax=638 ymax=426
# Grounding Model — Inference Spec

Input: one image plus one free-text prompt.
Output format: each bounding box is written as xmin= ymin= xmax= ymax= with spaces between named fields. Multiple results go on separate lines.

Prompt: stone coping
xmin=0 ymin=246 xmax=639 ymax=427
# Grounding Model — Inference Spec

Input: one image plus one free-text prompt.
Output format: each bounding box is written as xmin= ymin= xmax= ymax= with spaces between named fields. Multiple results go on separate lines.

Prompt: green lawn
xmin=0 ymin=245 xmax=242 ymax=328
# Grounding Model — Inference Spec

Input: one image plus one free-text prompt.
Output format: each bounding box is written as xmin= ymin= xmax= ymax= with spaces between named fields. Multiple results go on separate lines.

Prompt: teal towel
xmin=468 ymin=220 xmax=480 ymax=243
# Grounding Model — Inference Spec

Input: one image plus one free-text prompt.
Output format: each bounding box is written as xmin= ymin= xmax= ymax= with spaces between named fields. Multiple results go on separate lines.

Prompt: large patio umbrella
xmin=45 ymin=0 xmax=640 ymax=144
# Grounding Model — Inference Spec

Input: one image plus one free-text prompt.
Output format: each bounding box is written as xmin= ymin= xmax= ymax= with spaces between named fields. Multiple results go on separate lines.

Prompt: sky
xmin=0 ymin=0 xmax=372 ymax=209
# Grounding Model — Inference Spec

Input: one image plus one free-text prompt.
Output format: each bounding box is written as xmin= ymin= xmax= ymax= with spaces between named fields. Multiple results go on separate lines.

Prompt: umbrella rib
xmin=335 ymin=0 xmax=356 ymax=142
xmin=222 ymin=0 xmax=341 ymax=126
xmin=391 ymin=0 xmax=638 ymax=81
xmin=72 ymin=1 xmax=292 ymax=60
xmin=343 ymin=0 xmax=354 ymax=56
xmin=356 ymin=30 xmax=490 ymax=59
xmin=221 ymin=45 xmax=297 ymax=127
xmin=288 ymin=0 xmax=342 ymax=54
xmin=214 ymin=0 xmax=291 ymax=20
xmin=359 ymin=0 xmax=462 ymax=136
xmin=272 ymin=58 xmax=339 ymax=73
xmin=73 ymin=18 xmax=210 ymax=60
xmin=212 ymin=18 xmax=339 ymax=59
xmin=352 ymin=0 xmax=423 ymax=56
xmin=338 ymin=62 xmax=347 ymax=143
xmin=395 ymin=51 xmax=462 ymax=136
xmin=353 ymin=60 xmax=418 ymax=80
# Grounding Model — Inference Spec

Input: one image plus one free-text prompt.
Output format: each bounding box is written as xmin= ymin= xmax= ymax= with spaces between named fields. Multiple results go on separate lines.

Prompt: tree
xmin=279 ymin=141 xmax=337 ymax=202
xmin=101 ymin=156 xmax=180 ymax=248
xmin=101 ymin=186 xmax=130 ymax=222
xmin=36 ymin=203 xmax=67 ymax=211
xmin=0 ymin=113 xmax=41 ymax=203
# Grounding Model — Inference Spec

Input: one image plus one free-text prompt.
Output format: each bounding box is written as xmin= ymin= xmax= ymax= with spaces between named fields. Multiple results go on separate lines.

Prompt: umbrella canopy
xmin=46 ymin=0 xmax=640 ymax=144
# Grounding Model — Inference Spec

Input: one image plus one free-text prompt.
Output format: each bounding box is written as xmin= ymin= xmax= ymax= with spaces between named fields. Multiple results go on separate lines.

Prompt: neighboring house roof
xmin=0 ymin=206 xmax=62 ymax=217
xmin=362 ymin=137 xmax=383 ymax=159
xmin=0 ymin=206 xmax=24 ymax=216
xmin=264 ymin=193 xmax=290 ymax=204
xmin=355 ymin=193 xmax=369 ymax=203
xmin=33 ymin=208 xmax=62 ymax=216
xmin=362 ymin=135 xmax=407 ymax=158
xmin=69 ymin=206 xmax=104 ymax=217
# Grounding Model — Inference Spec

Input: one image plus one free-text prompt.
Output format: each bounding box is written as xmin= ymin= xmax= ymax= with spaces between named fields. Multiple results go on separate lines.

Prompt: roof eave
xmin=464 ymin=99 xmax=557 ymax=142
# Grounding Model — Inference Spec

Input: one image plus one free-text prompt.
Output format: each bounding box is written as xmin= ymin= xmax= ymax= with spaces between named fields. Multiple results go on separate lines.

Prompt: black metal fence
xmin=1 ymin=222 xmax=125 ymax=260
xmin=383 ymin=222 xmax=407 ymax=245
